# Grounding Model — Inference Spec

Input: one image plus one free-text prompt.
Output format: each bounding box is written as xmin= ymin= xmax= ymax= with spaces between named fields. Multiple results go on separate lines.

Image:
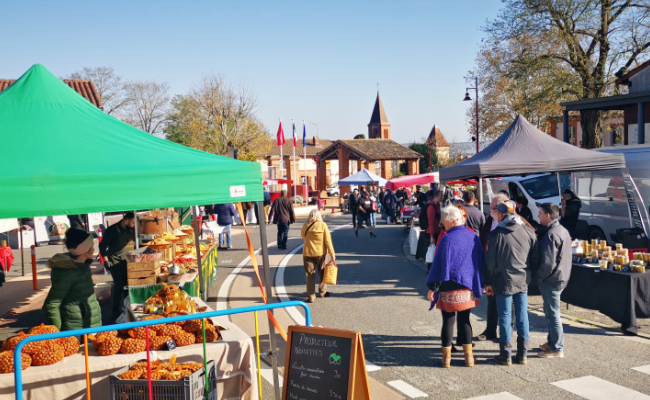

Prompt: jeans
xmin=370 ymin=212 xmax=376 ymax=227
xmin=219 ymin=225 xmax=232 ymax=247
xmin=277 ymin=222 xmax=290 ymax=248
xmin=351 ymin=211 xmax=358 ymax=229
xmin=540 ymin=284 xmax=564 ymax=352
xmin=496 ymin=292 xmax=529 ymax=354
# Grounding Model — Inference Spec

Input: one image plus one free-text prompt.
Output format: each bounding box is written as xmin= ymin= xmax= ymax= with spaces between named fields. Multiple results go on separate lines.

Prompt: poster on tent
xmin=0 ymin=219 xmax=19 ymax=234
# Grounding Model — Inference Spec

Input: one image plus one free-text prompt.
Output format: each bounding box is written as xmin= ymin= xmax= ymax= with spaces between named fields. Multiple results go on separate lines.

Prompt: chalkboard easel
xmin=282 ymin=326 xmax=372 ymax=400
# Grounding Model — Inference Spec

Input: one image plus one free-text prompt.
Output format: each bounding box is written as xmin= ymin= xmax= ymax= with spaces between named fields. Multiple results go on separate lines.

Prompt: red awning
xmin=263 ymin=179 xmax=293 ymax=185
xmin=385 ymin=172 xmax=438 ymax=190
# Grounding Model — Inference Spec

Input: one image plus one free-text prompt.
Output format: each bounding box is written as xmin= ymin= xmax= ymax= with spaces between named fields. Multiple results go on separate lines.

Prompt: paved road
xmin=272 ymin=214 xmax=650 ymax=399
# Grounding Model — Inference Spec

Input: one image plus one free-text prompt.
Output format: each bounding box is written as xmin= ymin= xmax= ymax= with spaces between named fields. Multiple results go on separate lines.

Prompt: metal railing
xmin=13 ymin=301 xmax=312 ymax=400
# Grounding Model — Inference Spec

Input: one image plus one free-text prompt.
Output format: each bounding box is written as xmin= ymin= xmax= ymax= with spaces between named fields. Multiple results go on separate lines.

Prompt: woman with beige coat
xmin=301 ymin=210 xmax=336 ymax=303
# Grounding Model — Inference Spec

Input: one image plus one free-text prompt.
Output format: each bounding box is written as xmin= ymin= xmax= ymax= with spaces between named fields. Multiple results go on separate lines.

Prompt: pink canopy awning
xmin=385 ymin=172 xmax=438 ymax=190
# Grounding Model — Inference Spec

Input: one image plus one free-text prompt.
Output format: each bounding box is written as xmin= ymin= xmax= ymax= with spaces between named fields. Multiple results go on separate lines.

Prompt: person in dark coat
xmin=43 ymin=228 xmax=101 ymax=330
xmin=213 ymin=203 xmax=237 ymax=249
xmin=271 ymin=190 xmax=296 ymax=250
xmin=383 ymin=189 xmax=398 ymax=224
xmin=463 ymin=191 xmax=485 ymax=234
xmin=515 ymin=196 xmax=535 ymax=227
xmin=263 ymin=188 xmax=272 ymax=223
xmin=536 ymin=203 xmax=572 ymax=359
xmin=560 ymin=189 xmax=581 ymax=238
xmin=485 ymin=200 xmax=540 ymax=366
xmin=98 ymin=212 xmax=136 ymax=320
xmin=349 ymin=189 xmax=360 ymax=229
xmin=415 ymin=190 xmax=432 ymax=261
xmin=67 ymin=214 xmax=86 ymax=231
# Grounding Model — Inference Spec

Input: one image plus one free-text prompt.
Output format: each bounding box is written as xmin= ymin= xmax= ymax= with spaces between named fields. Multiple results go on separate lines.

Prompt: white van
xmin=479 ymin=144 xmax=650 ymax=243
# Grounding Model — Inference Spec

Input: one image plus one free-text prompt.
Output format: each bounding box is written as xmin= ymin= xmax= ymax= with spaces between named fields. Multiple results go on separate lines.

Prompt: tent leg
xmin=257 ymin=201 xmax=281 ymax=400
xmin=479 ymin=175 xmax=484 ymax=212
xmin=557 ymin=172 xmax=562 ymax=200
xmin=134 ymin=211 xmax=139 ymax=249
xmin=191 ymin=207 xmax=205 ymax=301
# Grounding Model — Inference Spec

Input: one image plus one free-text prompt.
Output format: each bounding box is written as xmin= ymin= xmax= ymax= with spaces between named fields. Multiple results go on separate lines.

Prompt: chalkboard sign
xmin=282 ymin=326 xmax=371 ymax=400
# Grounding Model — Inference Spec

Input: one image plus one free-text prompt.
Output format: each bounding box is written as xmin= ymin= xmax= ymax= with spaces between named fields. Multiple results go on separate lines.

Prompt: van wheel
xmin=588 ymin=227 xmax=606 ymax=242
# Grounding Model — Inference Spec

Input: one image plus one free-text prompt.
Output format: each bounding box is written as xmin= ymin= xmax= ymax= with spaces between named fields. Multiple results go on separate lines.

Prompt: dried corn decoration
xmin=0 ymin=351 xmax=31 ymax=373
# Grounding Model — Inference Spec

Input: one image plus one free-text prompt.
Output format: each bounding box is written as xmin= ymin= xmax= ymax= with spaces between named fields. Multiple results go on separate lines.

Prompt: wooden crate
xmin=128 ymin=269 xmax=158 ymax=279
xmin=128 ymin=276 xmax=157 ymax=286
xmin=127 ymin=260 xmax=161 ymax=272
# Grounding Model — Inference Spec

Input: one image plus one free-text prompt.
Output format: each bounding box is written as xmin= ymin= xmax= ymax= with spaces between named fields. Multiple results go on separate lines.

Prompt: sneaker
xmin=228 ymin=245 xmax=233 ymax=249
xmin=354 ymin=231 xmax=359 ymax=237
xmin=370 ymin=233 xmax=377 ymax=238
xmin=539 ymin=343 xmax=551 ymax=351
xmin=538 ymin=350 xmax=564 ymax=358
xmin=493 ymin=355 xmax=512 ymax=366
xmin=477 ymin=331 xmax=497 ymax=342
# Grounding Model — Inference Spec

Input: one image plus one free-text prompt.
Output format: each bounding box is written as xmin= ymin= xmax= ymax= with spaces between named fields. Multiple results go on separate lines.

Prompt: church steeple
xmin=367 ymin=92 xmax=391 ymax=139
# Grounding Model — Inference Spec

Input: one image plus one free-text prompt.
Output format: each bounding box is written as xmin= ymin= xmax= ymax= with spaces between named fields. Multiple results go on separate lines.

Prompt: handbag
xmin=425 ymin=244 xmax=436 ymax=263
xmin=323 ymin=258 xmax=338 ymax=285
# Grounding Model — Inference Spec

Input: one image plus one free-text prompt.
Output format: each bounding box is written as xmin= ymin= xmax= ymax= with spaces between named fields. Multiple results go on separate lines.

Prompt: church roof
xmin=368 ymin=93 xmax=389 ymax=125
xmin=319 ymin=139 xmax=422 ymax=161
xmin=426 ymin=125 xmax=450 ymax=147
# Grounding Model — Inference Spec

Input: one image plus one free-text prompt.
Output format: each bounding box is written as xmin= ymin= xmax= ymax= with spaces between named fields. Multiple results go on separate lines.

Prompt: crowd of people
xmin=423 ymin=189 xmax=573 ymax=367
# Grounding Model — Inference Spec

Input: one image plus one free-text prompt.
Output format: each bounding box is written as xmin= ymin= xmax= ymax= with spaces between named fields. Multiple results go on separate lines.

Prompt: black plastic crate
xmin=110 ymin=360 xmax=217 ymax=400
xmin=616 ymin=228 xmax=648 ymax=249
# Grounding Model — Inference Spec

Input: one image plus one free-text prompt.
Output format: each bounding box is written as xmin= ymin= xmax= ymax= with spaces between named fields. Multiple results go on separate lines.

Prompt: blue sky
xmin=0 ymin=0 xmax=502 ymax=144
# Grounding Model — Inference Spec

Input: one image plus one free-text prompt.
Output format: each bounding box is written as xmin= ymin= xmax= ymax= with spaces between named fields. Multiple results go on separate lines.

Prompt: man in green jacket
xmin=99 ymin=212 xmax=136 ymax=320
xmin=43 ymin=228 xmax=102 ymax=330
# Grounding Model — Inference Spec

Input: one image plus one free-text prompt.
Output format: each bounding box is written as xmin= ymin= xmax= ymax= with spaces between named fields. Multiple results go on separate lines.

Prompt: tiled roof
xmin=426 ymin=125 xmax=450 ymax=147
xmin=368 ymin=93 xmax=389 ymax=125
xmin=615 ymin=59 xmax=650 ymax=85
xmin=0 ymin=79 xmax=102 ymax=108
xmin=258 ymin=137 xmax=333 ymax=157
xmin=320 ymin=139 xmax=422 ymax=161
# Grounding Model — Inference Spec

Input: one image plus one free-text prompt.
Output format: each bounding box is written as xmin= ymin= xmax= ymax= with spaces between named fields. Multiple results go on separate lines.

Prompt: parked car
xmin=327 ymin=185 xmax=340 ymax=197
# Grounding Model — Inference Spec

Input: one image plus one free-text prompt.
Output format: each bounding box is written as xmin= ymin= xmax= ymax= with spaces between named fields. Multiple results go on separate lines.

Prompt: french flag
xmin=292 ymin=120 xmax=297 ymax=147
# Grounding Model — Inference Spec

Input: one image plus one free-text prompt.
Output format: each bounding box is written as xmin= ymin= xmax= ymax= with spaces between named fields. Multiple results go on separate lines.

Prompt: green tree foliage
xmin=400 ymin=143 xmax=438 ymax=174
xmin=479 ymin=0 xmax=650 ymax=148
xmin=354 ymin=134 xmax=366 ymax=139
xmin=164 ymin=74 xmax=270 ymax=160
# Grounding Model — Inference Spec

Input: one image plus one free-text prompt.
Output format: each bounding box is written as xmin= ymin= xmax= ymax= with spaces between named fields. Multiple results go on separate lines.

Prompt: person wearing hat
xmin=43 ymin=228 xmax=102 ymax=330
xmin=485 ymin=200 xmax=539 ymax=366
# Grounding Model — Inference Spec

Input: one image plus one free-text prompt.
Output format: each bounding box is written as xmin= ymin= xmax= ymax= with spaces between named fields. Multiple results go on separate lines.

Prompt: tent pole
xmin=191 ymin=206 xmax=205 ymax=301
xmin=556 ymin=172 xmax=562 ymax=201
xmin=134 ymin=211 xmax=139 ymax=249
xmin=479 ymin=176 xmax=484 ymax=212
xmin=257 ymin=201 xmax=281 ymax=400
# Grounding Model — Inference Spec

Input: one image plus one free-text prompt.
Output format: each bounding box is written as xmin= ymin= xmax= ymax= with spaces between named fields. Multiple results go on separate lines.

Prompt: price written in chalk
xmin=330 ymin=390 xmax=343 ymax=399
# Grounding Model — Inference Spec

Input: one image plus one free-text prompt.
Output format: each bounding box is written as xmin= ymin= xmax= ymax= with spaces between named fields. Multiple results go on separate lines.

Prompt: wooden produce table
xmin=0 ymin=300 xmax=259 ymax=400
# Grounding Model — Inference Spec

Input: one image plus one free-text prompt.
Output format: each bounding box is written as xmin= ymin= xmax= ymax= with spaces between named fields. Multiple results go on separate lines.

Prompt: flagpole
xmin=279 ymin=118 xmax=283 ymax=186
xmin=303 ymin=119 xmax=307 ymax=204
xmin=292 ymin=118 xmax=297 ymax=205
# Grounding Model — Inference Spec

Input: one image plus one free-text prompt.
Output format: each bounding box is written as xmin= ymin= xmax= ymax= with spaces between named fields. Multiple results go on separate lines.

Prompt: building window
xmin=375 ymin=161 xmax=381 ymax=172
xmin=568 ymin=126 xmax=576 ymax=145
xmin=383 ymin=129 xmax=388 ymax=137
xmin=374 ymin=127 xmax=379 ymax=138
xmin=269 ymin=166 xmax=277 ymax=179
xmin=391 ymin=160 xmax=399 ymax=173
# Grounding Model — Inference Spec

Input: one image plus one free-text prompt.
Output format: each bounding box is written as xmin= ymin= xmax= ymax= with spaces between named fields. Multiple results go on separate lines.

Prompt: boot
xmin=516 ymin=337 xmax=530 ymax=365
xmin=463 ymin=344 xmax=475 ymax=367
xmin=441 ymin=346 xmax=452 ymax=368
xmin=493 ymin=343 xmax=512 ymax=366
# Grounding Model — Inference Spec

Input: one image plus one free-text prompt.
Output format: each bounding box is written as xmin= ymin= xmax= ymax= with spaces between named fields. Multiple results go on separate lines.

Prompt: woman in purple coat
xmin=426 ymin=206 xmax=485 ymax=368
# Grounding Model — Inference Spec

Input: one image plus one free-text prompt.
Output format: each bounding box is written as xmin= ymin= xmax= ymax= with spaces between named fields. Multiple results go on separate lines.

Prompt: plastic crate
xmin=110 ymin=360 xmax=217 ymax=400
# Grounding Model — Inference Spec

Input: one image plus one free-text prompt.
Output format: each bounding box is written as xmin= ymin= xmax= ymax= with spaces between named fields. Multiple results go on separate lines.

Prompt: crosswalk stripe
xmin=463 ymin=393 xmax=523 ymax=400
xmin=387 ymin=380 xmax=428 ymax=398
xmin=366 ymin=360 xmax=381 ymax=372
xmin=551 ymin=375 xmax=650 ymax=400
xmin=632 ymin=364 xmax=650 ymax=375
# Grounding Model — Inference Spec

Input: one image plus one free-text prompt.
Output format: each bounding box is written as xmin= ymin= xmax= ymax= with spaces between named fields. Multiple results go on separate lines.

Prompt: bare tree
xmin=68 ymin=66 xmax=128 ymax=115
xmin=123 ymin=80 xmax=171 ymax=135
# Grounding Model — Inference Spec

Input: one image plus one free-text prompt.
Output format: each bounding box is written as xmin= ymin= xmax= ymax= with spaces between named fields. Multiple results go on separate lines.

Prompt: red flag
xmin=277 ymin=121 xmax=285 ymax=146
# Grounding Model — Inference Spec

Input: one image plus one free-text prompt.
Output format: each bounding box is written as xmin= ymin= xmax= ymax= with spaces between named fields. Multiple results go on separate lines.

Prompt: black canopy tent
xmin=439 ymin=115 xmax=627 ymax=213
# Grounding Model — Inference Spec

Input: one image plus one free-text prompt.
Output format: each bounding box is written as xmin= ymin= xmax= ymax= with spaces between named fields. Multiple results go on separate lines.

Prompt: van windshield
xmin=520 ymin=175 xmax=561 ymax=199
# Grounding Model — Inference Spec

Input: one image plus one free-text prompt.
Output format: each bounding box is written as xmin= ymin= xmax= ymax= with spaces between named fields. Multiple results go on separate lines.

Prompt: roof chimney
xmin=313 ymin=136 xmax=319 ymax=145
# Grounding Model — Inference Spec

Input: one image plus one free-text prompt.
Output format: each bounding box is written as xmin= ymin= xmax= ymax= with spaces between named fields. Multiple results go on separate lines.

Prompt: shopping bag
xmin=246 ymin=209 xmax=257 ymax=225
xmin=323 ymin=259 xmax=338 ymax=285
xmin=425 ymin=244 xmax=436 ymax=263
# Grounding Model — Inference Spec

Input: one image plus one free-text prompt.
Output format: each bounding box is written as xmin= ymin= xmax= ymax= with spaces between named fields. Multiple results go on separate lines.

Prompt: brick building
xmin=0 ymin=79 xmax=102 ymax=108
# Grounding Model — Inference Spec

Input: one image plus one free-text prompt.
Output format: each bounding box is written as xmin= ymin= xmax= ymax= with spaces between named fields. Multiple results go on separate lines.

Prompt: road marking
xmin=551 ymin=375 xmax=650 ymax=400
xmin=463 ymin=393 xmax=523 ymax=400
xmin=365 ymin=360 xmax=381 ymax=372
xmin=260 ymin=361 xmax=283 ymax=387
xmin=220 ymin=259 xmax=233 ymax=264
xmin=387 ymin=380 xmax=428 ymax=398
xmin=632 ymin=364 xmax=650 ymax=375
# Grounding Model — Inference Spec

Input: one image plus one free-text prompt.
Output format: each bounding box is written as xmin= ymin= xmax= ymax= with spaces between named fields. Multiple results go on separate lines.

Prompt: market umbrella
xmin=338 ymin=168 xmax=387 ymax=186
xmin=0 ymin=64 xmax=263 ymax=219
xmin=385 ymin=172 xmax=438 ymax=190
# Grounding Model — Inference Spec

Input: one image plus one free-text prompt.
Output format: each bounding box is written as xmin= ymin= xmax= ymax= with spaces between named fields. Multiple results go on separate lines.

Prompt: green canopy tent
xmin=0 ymin=64 xmax=263 ymax=218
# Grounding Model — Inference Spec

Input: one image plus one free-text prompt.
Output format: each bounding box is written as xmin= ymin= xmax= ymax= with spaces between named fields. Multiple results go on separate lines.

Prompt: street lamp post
xmin=464 ymin=76 xmax=479 ymax=154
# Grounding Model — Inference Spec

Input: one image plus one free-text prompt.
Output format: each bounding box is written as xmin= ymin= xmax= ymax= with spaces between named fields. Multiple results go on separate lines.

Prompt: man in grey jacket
xmin=536 ymin=203 xmax=572 ymax=359
xmin=485 ymin=200 xmax=540 ymax=366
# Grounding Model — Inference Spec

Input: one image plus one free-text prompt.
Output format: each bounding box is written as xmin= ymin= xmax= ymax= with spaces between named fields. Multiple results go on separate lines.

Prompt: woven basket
xmin=323 ymin=259 xmax=338 ymax=285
